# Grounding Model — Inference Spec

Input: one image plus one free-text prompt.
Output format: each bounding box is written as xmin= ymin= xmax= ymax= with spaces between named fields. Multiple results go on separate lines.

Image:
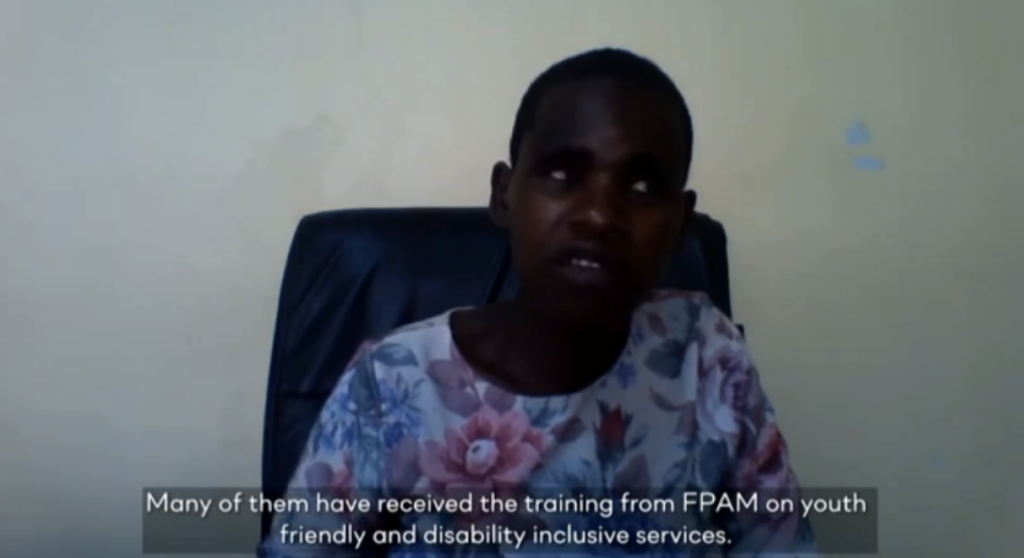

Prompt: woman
xmin=261 ymin=47 xmax=818 ymax=558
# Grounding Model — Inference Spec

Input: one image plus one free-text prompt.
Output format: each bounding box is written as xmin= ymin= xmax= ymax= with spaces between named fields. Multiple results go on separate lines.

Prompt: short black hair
xmin=509 ymin=47 xmax=694 ymax=169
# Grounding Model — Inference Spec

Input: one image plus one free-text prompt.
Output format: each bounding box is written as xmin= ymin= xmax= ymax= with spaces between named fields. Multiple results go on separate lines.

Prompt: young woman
xmin=261 ymin=48 xmax=818 ymax=558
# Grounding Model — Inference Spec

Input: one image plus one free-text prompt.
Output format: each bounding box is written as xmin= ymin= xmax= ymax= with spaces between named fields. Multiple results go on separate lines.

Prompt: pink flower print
xmin=304 ymin=449 xmax=354 ymax=500
xmin=597 ymin=406 xmax=627 ymax=452
xmin=735 ymin=423 xmax=799 ymax=516
xmin=594 ymin=404 xmax=629 ymax=464
xmin=697 ymin=347 xmax=751 ymax=450
xmin=419 ymin=406 xmax=543 ymax=497
xmin=522 ymin=428 xmax=548 ymax=456
xmin=738 ymin=423 xmax=794 ymax=488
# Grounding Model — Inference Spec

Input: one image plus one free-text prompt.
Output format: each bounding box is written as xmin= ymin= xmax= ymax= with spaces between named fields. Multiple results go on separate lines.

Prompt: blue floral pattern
xmin=262 ymin=292 xmax=819 ymax=557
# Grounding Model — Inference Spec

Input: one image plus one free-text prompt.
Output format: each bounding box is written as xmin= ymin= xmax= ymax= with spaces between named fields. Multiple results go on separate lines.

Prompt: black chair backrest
xmin=260 ymin=207 xmax=733 ymax=535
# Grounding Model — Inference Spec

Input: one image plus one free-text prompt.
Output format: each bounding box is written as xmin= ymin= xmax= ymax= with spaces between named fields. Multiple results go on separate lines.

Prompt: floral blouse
xmin=261 ymin=291 xmax=818 ymax=557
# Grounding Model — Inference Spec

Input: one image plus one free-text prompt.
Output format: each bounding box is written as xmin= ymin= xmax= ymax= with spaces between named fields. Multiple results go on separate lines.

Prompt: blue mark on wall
xmin=846 ymin=119 xmax=885 ymax=171
xmin=845 ymin=119 xmax=872 ymax=146
xmin=853 ymin=155 xmax=885 ymax=171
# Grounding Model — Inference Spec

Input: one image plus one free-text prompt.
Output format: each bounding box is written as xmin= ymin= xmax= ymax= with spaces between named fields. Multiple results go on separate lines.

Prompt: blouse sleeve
xmin=702 ymin=313 xmax=820 ymax=557
xmin=258 ymin=350 xmax=388 ymax=558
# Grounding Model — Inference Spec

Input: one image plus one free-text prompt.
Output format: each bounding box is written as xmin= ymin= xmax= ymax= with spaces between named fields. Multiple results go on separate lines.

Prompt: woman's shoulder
xmin=630 ymin=290 xmax=747 ymax=380
xmin=343 ymin=309 xmax=461 ymax=376
xmin=639 ymin=290 xmax=741 ymax=340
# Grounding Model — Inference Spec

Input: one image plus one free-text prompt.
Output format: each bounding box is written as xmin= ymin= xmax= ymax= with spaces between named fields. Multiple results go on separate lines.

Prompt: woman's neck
xmin=453 ymin=299 xmax=634 ymax=396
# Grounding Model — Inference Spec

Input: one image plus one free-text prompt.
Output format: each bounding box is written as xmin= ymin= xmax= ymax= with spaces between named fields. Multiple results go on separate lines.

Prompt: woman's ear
xmin=489 ymin=161 xmax=513 ymax=228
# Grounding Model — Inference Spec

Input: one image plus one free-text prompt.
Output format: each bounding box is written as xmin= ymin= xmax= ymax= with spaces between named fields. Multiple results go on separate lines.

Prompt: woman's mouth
xmin=569 ymin=257 xmax=603 ymax=270
xmin=554 ymin=250 xmax=620 ymax=288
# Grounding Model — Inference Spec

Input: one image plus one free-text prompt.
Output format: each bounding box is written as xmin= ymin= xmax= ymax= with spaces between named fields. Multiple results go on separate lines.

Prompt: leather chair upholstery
xmin=260 ymin=207 xmax=734 ymax=535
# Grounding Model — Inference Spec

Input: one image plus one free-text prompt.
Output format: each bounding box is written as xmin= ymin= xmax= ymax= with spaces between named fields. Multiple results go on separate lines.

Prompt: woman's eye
xmin=550 ymin=169 xmax=567 ymax=181
xmin=631 ymin=180 xmax=651 ymax=193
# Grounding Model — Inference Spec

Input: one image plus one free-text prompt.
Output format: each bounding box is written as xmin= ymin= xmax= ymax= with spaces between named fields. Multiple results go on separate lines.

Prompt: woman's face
xmin=492 ymin=79 xmax=695 ymax=324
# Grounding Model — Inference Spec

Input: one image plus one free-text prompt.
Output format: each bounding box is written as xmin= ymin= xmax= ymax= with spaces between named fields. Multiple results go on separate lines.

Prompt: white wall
xmin=1 ymin=1 xmax=1021 ymax=556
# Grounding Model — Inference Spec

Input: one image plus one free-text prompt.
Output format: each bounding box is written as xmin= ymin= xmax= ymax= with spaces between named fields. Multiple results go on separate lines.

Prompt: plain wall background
xmin=1 ymin=1 xmax=1021 ymax=556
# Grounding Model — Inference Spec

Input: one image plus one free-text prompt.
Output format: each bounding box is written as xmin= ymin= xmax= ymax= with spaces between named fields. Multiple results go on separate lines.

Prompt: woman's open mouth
xmin=553 ymin=249 xmax=621 ymax=289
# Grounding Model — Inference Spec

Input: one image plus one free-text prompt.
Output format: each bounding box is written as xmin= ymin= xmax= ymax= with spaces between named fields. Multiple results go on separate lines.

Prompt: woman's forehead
xmin=521 ymin=80 xmax=687 ymax=165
